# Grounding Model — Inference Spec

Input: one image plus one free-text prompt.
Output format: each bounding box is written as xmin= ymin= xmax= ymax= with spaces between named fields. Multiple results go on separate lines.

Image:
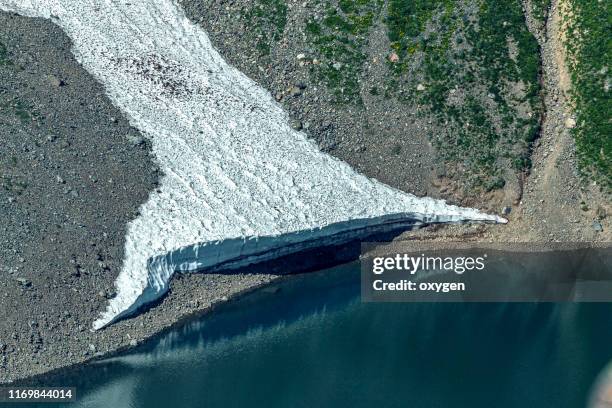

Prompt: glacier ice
xmin=0 ymin=0 xmax=506 ymax=330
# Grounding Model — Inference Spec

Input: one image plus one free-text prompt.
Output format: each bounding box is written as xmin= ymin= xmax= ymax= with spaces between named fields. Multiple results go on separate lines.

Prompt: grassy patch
xmin=563 ymin=0 xmax=611 ymax=190
xmin=244 ymin=0 xmax=288 ymax=56
xmin=0 ymin=92 xmax=38 ymax=124
xmin=1 ymin=175 xmax=28 ymax=194
xmin=386 ymin=0 xmax=452 ymax=73
xmin=531 ymin=0 xmax=551 ymax=26
xmin=306 ymin=0 xmax=383 ymax=104
xmin=384 ymin=0 xmax=542 ymax=192
xmin=0 ymin=41 xmax=36 ymax=124
xmin=0 ymin=41 xmax=11 ymax=66
xmin=1 ymin=173 xmax=28 ymax=195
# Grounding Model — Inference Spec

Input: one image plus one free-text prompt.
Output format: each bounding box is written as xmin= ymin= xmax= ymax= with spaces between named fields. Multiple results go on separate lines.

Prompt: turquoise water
xmin=19 ymin=263 xmax=612 ymax=407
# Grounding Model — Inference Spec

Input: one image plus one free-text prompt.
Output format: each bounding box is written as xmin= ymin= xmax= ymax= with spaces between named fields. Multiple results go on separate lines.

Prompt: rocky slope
xmin=179 ymin=0 xmax=544 ymax=211
xmin=487 ymin=0 xmax=610 ymax=242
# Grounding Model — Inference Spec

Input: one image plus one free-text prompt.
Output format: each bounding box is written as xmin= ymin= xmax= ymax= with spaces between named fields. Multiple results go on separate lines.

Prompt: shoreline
xmin=8 ymin=272 xmax=287 ymax=386
xmin=3 ymin=219 xmax=503 ymax=385
xmin=10 ymin=239 xmax=612 ymax=386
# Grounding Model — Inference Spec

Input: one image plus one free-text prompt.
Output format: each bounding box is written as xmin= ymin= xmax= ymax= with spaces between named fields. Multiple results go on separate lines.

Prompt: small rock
xmin=89 ymin=344 xmax=96 ymax=352
xmin=596 ymin=206 xmax=607 ymax=219
xmin=296 ymin=53 xmax=306 ymax=60
xmin=593 ymin=220 xmax=603 ymax=232
xmin=16 ymin=277 xmax=31 ymax=287
xmin=564 ymin=117 xmax=576 ymax=129
xmin=56 ymin=175 xmax=65 ymax=184
xmin=289 ymin=86 xmax=302 ymax=97
xmin=126 ymin=135 xmax=145 ymax=147
xmin=388 ymin=52 xmax=399 ymax=63
xmin=98 ymin=289 xmax=115 ymax=299
xmin=434 ymin=163 xmax=446 ymax=178
xmin=291 ymin=120 xmax=302 ymax=130
xmin=129 ymin=339 xmax=138 ymax=347
xmin=416 ymin=84 xmax=426 ymax=91
xmin=47 ymin=75 xmax=65 ymax=87
xmin=332 ymin=62 xmax=343 ymax=70
xmin=502 ymin=206 xmax=512 ymax=215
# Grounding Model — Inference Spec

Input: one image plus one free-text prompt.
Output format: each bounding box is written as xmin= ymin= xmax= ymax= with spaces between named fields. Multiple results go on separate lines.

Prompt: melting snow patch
xmin=0 ymin=0 xmax=506 ymax=330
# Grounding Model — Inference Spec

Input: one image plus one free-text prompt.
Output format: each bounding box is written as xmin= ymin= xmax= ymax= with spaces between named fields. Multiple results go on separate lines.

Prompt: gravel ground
xmin=0 ymin=11 xmax=275 ymax=384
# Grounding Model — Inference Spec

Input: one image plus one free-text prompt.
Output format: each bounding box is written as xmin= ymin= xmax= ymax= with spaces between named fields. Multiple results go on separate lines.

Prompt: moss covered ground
xmin=563 ymin=0 xmax=611 ymax=191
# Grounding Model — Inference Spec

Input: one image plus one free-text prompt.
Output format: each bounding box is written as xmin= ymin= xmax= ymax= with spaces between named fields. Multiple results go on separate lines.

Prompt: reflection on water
xmin=21 ymin=262 xmax=612 ymax=408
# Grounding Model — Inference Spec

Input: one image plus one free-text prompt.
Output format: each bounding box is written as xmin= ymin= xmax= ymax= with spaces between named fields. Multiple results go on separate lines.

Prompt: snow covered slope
xmin=0 ymin=0 xmax=505 ymax=330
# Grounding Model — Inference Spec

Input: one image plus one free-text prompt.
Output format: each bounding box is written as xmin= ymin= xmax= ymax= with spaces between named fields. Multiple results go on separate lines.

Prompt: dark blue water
xmin=19 ymin=263 xmax=612 ymax=407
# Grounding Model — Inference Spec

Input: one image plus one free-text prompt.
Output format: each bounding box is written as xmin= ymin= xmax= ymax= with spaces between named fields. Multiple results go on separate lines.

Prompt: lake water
xmin=19 ymin=262 xmax=612 ymax=407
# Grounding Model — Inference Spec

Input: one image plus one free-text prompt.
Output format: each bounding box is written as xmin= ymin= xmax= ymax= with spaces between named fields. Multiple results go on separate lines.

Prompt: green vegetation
xmin=386 ymin=0 xmax=452 ymax=73
xmin=0 ymin=41 xmax=30 ymax=195
xmin=531 ymin=0 xmax=551 ymax=26
xmin=0 ymin=42 xmax=37 ymax=124
xmin=0 ymin=40 xmax=12 ymax=66
xmin=563 ymin=0 xmax=611 ymax=190
xmin=231 ymin=0 xmax=544 ymax=192
xmin=384 ymin=0 xmax=542 ymax=191
xmin=244 ymin=0 xmax=288 ymax=56
xmin=1 ymin=173 xmax=27 ymax=195
xmin=305 ymin=0 xmax=383 ymax=104
xmin=302 ymin=0 xmax=543 ymax=190
xmin=1 ymin=157 xmax=27 ymax=195
xmin=0 ymin=94 xmax=37 ymax=124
